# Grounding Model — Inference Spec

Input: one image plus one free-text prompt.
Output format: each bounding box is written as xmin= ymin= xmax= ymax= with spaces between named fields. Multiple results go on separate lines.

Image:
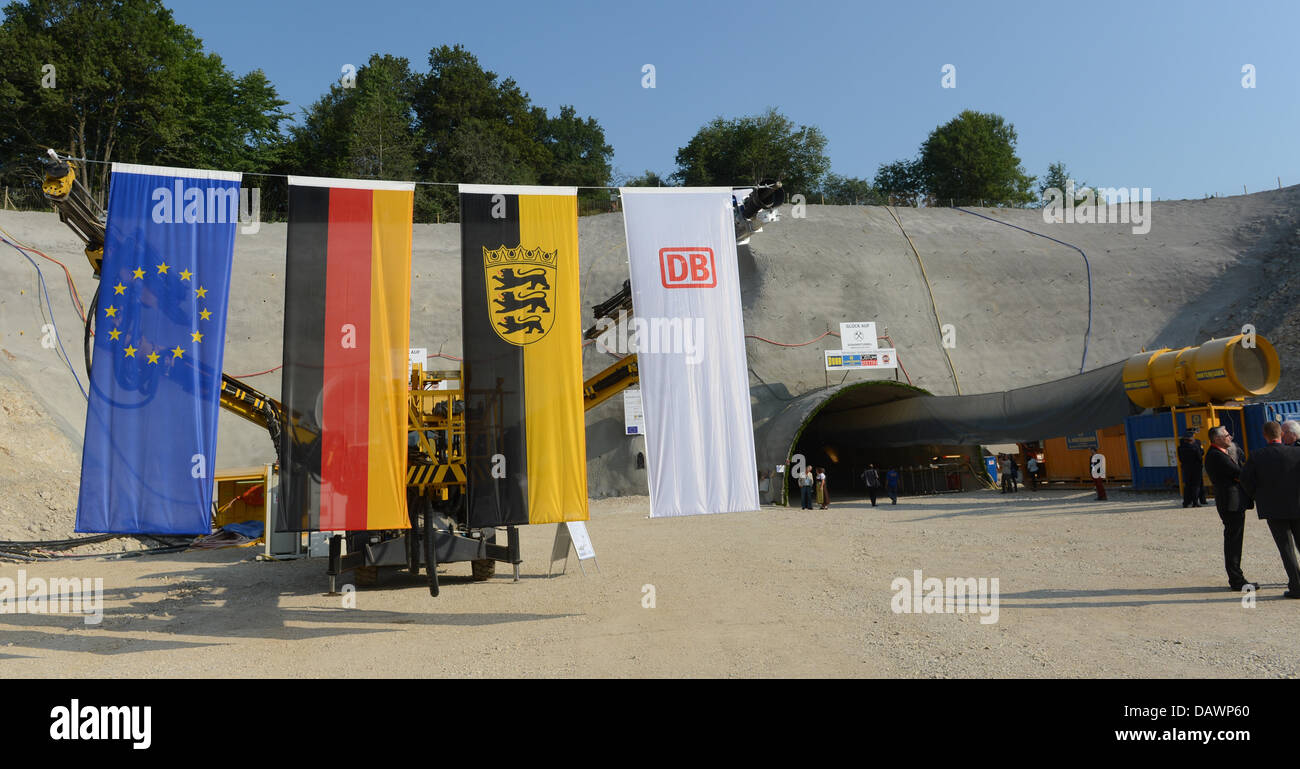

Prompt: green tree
xmin=538 ymin=105 xmax=612 ymax=188
xmin=671 ymin=108 xmax=829 ymax=194
xmin=0 ymin=0 xmax=287 ymax=202
xmin=289 ymin=54 xmax=419 ymax=181
xmin=873 ymin=158 xmax=925 ymax=205
xmin=412 ymin=44 xmax=548 ymax=220
xmin=537 ymin=104 xmax=613 ymax=214
xmin=624 ymin=170 xmax=670 ymax=187
xmin=1037 ymin=161 xmax=1094 ymax=207
xmin=918 ymin=110 xmax=1035 ymax=206
xmin=346 ymin=55 xmax=420 ymax=181
xmin=819 ymin=173 xmax=883 ymax=205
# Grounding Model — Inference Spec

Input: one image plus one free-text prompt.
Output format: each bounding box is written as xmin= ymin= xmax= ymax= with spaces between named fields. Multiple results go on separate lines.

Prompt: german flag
xmin=460 ymin=185 xmax=588 ymax=527
xmin=278 ymin=177 xmax=414 ymax=532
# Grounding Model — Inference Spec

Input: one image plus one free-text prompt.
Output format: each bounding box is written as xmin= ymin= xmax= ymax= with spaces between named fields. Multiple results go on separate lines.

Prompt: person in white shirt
xmin=798 ymin=467 xmax=815 ymax=509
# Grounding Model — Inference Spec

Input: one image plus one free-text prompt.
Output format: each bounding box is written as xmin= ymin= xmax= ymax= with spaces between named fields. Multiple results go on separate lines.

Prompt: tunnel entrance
xmin=758 ymin=380 xmax=988 ymax=505
xmin=790 ymin=434 xmax=982 ymax=501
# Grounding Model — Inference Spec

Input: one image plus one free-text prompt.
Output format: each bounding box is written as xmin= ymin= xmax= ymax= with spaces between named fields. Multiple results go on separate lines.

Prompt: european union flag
xmin=75 ymin=163 xmax=241 ymax=534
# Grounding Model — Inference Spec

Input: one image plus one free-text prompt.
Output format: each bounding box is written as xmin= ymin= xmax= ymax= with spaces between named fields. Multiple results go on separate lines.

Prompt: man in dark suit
xmin=1177 ymin=430 xmax=1204 ymax=508
xmin=1286 ymin=420 xmax=1300 ymax=447
xmin=1241 ymin=421 xmax=1300 ymax=598
xmin=1203 ymin=426 xmax=1257 ymax=591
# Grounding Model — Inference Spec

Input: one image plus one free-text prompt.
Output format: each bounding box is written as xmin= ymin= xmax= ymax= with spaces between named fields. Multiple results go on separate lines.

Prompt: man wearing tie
xmin=1203 ymin=426 xmax=1257 ymax=591
xmin=1241 ymin=421 xmax=1300 ymax=598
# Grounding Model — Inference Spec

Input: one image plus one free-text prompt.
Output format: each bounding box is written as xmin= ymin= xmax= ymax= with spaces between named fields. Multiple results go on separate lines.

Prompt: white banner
xmin=620 ymin=188 xmax=759 ymax=518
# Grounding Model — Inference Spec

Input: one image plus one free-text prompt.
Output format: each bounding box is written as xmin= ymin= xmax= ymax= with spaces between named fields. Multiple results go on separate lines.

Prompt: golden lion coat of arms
xmin=483 ymin=245 xmax=558 ymax=346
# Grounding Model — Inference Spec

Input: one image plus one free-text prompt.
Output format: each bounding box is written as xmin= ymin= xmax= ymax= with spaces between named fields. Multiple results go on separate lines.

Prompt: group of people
xmin=797 ymin=464 xmax=900 ymax=509
xmin=798 ymin=466 xmax=830 ymax=510
xmin=1202 ymin=420 xmax=1300 ymax=597
xmin=996 ymin=453 xmax=1041 ymax=493
xmin=860 ymin=464 xmax=900 ymax=507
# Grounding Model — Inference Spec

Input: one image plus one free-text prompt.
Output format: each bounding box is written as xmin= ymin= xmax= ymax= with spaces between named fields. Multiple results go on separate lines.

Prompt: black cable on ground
xmin=0 ymin=533 xmax=196 ymax=562
xmin=0 ymin=543 xmax=190 ymax=562
xmin=0 ymin=533 xmax=118 ymax=549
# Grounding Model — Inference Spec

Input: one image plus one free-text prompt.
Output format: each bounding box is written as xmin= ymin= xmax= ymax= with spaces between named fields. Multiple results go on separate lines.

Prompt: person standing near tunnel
xmin=886 ymin=467 xmax=899 ymax=504
xmin=816 ymin=467 xmax=829 ymax=509
xmin=862 ymin=464 xmax=881 ymax=507
xmin=1178 ymin=429 xmax=1204 ymax=508
xmin=798 ymin=466 xmax=815 ymax=510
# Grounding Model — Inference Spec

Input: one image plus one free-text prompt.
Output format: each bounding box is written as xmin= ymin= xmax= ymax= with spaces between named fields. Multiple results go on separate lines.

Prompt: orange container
xmin=1042 ymin=425 xmax=1131 ymax=482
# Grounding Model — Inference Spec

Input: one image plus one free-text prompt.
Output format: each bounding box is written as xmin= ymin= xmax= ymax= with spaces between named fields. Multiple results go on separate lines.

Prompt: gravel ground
xmin=2 ymin=489 xmax=1296 ymax=678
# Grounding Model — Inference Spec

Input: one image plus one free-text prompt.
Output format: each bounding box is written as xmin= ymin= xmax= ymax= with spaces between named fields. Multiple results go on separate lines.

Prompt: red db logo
xmin=659 ymin=247 xmax=716 ymax=288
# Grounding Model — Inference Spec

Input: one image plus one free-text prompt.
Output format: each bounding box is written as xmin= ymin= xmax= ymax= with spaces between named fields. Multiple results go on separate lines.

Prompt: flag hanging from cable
xmin=278 ymin=177 xmax=414 ymax=532
xmin=619 ymin=187 xmax=759 ymax=518
xmin=459 ymin=184 xmax=588 ymax=527
xmin=76 ymin=163 xmax=241 ymax=534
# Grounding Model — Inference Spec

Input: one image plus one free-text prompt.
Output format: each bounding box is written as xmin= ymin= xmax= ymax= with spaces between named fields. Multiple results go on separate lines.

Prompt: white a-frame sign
xmin=548 ymin=521 xmax=599 ymax=577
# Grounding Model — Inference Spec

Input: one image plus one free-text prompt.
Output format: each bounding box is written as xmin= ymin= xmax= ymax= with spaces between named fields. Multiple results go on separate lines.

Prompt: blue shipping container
xmin=1243 ymin=401 xmax=1300 ymax=454
xmin=1125 ymin=412 xmax=1178 ymax=491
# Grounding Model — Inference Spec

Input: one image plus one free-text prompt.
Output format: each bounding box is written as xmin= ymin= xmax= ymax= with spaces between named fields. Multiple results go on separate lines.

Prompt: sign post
xmin=839 ymin=322 xmax=878 ymax=351
xmin=825 ymin=349 xmax=898 ymax=370
xmin=623 ymin=389 xmax=645 ymax=435
xmin=548 ymin=521 xmax=599 ymax=576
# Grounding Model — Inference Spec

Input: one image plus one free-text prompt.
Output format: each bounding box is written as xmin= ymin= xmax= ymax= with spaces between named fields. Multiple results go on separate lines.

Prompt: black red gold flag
xmin=279 ymin=177 xmax=414 ymax=532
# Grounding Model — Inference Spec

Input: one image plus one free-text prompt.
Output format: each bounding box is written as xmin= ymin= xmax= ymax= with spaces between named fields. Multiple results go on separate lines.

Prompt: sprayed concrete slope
xmin=1 ymin=186 xmax=1297 ymax=532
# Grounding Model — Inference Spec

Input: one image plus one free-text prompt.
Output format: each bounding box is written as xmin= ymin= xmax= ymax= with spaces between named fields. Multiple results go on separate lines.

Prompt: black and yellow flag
xmin=459 ymin=185 xmax=588 ymax=527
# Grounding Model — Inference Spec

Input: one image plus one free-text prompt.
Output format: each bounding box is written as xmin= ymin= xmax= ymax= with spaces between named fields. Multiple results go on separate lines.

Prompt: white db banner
xmin=619 ymin=188 xmax=759 ymax=518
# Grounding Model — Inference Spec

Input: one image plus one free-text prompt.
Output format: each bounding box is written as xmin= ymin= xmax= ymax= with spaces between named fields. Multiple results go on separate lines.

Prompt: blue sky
xmin=165 ymin=0 xmax=1298 ymax=200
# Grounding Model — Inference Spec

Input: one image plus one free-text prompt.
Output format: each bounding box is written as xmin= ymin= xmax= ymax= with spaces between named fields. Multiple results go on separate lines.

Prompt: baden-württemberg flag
xmin=279 ymin=177 xmax=414 ymax=532
xmin=460 ymin=185 xmax=588 ymax=527
xmin=76 ymin=163 xmax=241 ymax=534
